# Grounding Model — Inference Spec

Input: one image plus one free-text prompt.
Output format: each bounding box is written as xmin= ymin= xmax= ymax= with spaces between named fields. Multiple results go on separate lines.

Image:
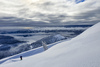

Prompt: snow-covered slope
xmin=0 ymin=22 xmax=100 ymax=67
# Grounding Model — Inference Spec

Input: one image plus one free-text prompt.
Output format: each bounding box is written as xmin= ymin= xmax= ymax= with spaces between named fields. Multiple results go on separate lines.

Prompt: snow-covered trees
xmin=42 ymin=41 xmax=48 ymax=51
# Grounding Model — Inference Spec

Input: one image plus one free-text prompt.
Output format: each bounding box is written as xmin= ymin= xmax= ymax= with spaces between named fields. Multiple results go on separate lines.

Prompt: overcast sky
xmin=0 ymin=0 xmax=100 ymax=26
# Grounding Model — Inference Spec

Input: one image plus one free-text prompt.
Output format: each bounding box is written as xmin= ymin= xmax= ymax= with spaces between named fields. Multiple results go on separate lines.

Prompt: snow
xmin=0 ymin=39 xmax=66 ymax=64
xmin=0 ymin=22 xmax=100 ymax=67
xmin=53 ymin=34 xmax=65 ymax=40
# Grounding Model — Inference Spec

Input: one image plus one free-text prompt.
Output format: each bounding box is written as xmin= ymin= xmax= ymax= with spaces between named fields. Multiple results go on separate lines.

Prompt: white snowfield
xmin=0 ymin=22 xmax=100 ymax=67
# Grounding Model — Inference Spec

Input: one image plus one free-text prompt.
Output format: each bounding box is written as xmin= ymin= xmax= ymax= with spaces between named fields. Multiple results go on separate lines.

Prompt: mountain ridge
xmin=0 ymin=22 xmax=100 ymax=67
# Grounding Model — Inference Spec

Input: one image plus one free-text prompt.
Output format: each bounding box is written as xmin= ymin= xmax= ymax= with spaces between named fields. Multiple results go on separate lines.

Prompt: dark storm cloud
xmin=0 ymin=17 xmax=48 ymax=27
xmin=74 ymin=7 xmax=100 ymax=19
xmin=71 ymin=7 xmax=100 ymax=24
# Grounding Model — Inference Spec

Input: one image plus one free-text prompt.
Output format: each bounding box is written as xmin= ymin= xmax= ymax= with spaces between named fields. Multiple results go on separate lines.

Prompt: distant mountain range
xmin=0 ymin=34 xmax=65 ymax=59
xmin=0 ymin=25 xmax=92 ymax=59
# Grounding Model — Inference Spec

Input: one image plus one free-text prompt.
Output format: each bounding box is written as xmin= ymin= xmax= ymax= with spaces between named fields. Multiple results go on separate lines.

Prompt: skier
xmin=20 ymin=56 xmax=22 ymax=60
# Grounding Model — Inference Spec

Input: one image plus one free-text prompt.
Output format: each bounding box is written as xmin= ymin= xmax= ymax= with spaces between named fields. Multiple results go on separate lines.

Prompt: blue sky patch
xmin=75 ymin=0 xmax=85 ymax=4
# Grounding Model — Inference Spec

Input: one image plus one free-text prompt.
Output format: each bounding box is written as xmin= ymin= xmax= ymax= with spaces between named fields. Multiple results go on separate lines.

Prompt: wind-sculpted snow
xmin=0 ymin=22 xmax=100 ymax=67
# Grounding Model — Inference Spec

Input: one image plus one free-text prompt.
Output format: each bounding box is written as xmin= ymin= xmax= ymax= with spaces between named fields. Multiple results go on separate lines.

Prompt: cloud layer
xmin=0 ymin=0 xmax=100 ymax=26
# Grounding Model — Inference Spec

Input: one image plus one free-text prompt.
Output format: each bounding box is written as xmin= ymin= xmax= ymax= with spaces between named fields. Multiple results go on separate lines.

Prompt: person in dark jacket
xmin=20 ymin=56 xmax=22 ymax=60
